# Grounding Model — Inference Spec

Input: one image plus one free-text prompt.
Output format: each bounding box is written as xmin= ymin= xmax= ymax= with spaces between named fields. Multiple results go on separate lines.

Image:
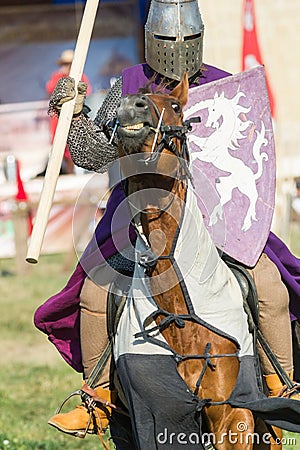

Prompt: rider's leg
xmin=48 ymin=278 xmax=114 ymax=435
xmin=292 ymin=319 xmax=300 ymax=382
xmin=80 ymin=278 xmax=111 ymax=387
xmin=48 ymin=246 xmax=135 ymax=444
xmin=248 ymin=253 xmax=293 ymax=449
xmin=248 ymin=253 xmax=293 ymax=381
xmin=248 ymin=252 xmax=300 ymax=413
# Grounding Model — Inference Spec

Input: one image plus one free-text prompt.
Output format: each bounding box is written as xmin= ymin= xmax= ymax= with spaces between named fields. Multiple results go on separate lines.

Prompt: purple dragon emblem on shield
xmin=184 ymin=66 xmax=275 ymax=266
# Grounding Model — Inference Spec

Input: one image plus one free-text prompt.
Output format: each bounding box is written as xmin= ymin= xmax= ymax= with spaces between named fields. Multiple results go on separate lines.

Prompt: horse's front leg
xmin=204 ymin=404 xmax=254 ymax=450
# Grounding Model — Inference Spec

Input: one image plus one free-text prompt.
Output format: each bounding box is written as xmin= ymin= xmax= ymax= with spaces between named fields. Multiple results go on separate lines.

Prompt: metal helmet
xmin=145 ymin=0 xmax=204 ymax=81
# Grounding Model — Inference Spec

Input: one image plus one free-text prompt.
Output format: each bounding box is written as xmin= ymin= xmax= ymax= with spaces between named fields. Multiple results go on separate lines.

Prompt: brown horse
xmin=114 ymin=72 xmax=257 ymax=449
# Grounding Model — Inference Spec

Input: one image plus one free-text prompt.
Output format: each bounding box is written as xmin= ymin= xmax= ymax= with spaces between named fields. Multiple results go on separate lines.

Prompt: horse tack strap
xmin=85 ymin=340 xmax=112 ymax=389
xmin=194 ymin=343 xmax=216 ymax=396
xmin=256 ymin=329 xmax=294 ymax=390
xmin=136 ymin=306 xmax=196 ymax=333
xmin=81 ymin=383 xmax=117 ymax=410
xmin=135 ymin=310 xmax=188 ymax=337
xmin=135 ymin=308 xmax=239 ymax=367
xmin=150 ymin=107 xmax=165 ymax=153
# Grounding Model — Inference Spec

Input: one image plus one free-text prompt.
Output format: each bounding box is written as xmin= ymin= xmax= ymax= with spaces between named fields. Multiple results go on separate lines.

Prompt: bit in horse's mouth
xmin=123 ymin=122 xmax=144 ymax=131
xmin=117 ymin=121 xmax=152 ymax=147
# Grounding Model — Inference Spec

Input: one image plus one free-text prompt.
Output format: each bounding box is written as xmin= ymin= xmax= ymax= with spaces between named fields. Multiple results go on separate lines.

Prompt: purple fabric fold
xmin=264 ymin=232 xmax=300 ymax=321
xmin=122 ymin=63 xmax=231 ymax=95
xmin=34 ymin=183 xmax=136 ymax=372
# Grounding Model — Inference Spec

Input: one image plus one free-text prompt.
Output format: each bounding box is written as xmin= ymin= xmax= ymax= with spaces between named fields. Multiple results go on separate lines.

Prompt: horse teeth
xmin=124 ymin=123 xmax=144 ymax=131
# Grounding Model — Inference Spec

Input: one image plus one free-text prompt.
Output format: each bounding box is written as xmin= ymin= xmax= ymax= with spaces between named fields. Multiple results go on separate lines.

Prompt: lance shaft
xmin=26 ymin=0 xmax=99 ymax=264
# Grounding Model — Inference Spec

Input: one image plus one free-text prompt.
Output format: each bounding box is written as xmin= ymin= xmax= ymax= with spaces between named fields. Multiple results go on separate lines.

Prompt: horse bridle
xmin=113 ymin=93 xmax=201 ymax=218
xmin=115 ymin=94 xmax=201 ymax=269
xmin=141 ymin=94 xmax=200 ymax=186
xmin=109 ymin=93 xmax=200 ymax=184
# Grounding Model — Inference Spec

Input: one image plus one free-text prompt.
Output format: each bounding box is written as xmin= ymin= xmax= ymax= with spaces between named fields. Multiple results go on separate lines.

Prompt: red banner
xmin=242 ymin=0 xmax=275 ymax=117
xmin=15 ymin=159 xmax=33 ymax=235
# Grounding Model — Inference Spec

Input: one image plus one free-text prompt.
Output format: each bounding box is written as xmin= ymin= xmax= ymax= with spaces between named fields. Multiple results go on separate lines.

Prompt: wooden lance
xmin=26 ymin=0 xmax=99 ymax=264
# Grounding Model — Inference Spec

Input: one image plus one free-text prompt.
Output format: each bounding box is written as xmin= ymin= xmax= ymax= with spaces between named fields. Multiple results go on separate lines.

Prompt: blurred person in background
xmin=46 ymin=49 xmax=92 ymax=175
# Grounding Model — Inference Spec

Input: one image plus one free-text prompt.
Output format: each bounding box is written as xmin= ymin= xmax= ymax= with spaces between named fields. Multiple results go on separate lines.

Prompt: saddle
xmin=221 ymin=254 xmax=259 ymax=331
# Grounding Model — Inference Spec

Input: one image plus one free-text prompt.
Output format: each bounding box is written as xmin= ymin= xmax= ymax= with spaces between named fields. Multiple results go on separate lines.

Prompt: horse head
xmin=116 ymin=72 xmax=190 ymax=181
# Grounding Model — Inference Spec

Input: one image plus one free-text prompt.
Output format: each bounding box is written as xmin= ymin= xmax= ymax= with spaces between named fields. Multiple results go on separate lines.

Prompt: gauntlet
xmin=48 ymin=76 xmax=87 ymax=116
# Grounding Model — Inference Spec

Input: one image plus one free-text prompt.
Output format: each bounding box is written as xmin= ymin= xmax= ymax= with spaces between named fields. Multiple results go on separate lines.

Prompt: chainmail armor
xmin=67 ymin=77 xmax=123 ymax=173
xmin=107 ymin=246 xmax=135 ymax=274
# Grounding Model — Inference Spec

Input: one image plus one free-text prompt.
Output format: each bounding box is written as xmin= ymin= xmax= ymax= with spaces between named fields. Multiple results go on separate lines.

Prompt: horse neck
xmin=143 ymin=178 xmax=218 ymax=316
xmin=130 ymin=174 xmax=187 ymax=314
xmin=144 ymin=179 xmax=186 ymax=256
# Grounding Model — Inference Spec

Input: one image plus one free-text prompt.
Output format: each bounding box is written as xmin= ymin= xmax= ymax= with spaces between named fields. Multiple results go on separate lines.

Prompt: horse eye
xmin=172 ymin=103 xmax=181 ymax=113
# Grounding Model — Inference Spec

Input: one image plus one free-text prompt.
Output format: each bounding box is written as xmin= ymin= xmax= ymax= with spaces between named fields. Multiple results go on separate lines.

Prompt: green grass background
xmin=1 ymin=245 xmax=300 ymax=449
xmin=0 ymin=254 xmax=113 ymax=450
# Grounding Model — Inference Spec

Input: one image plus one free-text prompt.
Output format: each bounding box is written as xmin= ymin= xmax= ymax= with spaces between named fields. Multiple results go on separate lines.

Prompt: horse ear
xmin=170 ymin=72 xmax=189 ymax=107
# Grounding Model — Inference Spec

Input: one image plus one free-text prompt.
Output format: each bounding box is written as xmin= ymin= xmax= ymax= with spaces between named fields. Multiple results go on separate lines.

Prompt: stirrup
xmin=54 ymin=389 xmax=95 ymax=438
xmin=54 ymin=388 xmax=109 ymax=440
xmin=278 ymin=382 xmax=300 ymax=399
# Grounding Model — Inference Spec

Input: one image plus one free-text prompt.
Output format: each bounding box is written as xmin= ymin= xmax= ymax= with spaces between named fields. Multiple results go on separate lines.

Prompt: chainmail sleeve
xmin=67 ymin=76 xmax=123 ymax=173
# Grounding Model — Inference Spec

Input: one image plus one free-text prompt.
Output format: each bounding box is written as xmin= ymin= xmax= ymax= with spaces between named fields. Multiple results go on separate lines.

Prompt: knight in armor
xmin=34 ymin=0 xmax=300 ymax=445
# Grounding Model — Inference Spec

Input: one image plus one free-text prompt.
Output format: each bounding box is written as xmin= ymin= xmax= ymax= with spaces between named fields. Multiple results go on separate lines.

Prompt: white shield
xmin=184 ymin=65 xmax=275 ymax=266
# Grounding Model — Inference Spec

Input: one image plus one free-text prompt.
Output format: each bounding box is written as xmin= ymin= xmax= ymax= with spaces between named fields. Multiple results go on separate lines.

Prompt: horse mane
xmin=138 ymin=63 xmax=206 ymax=95
xmin=137 ymin=76 xmax=174 ymax=95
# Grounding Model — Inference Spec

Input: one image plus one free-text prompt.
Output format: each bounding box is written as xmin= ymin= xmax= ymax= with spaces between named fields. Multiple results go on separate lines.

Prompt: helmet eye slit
xmin=184 ymin=32 xmax=203 ymax=41
xmin=154 ymin=34 xmax=176 ymax=41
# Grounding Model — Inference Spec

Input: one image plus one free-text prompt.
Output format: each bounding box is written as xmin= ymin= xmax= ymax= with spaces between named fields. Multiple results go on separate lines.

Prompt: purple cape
xmin=34 ymin=64 xmax=300 ymax=372
xmin=264 ymin=232 xmax=300 ymax=321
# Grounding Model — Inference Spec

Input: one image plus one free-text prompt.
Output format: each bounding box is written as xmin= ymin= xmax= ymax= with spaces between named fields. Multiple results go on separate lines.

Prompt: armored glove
xmin=48 ymin=76 xmax=87 ymax=116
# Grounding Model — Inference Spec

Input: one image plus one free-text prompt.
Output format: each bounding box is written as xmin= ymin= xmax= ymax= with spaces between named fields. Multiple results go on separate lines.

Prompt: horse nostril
xmin=135 ymin=97 xmax=148 ymax=110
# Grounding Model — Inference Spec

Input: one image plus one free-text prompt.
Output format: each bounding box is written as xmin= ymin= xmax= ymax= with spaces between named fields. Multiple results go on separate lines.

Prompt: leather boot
xmin=48 ymin=385 xmax=117 ymax=438
xmin=263 ymin=372 xmax=300 ymax=448
xmin=265 ymin=372 xmax=300 ymax=400
xmin=264 ymin=374 xmax=283 ymax=448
